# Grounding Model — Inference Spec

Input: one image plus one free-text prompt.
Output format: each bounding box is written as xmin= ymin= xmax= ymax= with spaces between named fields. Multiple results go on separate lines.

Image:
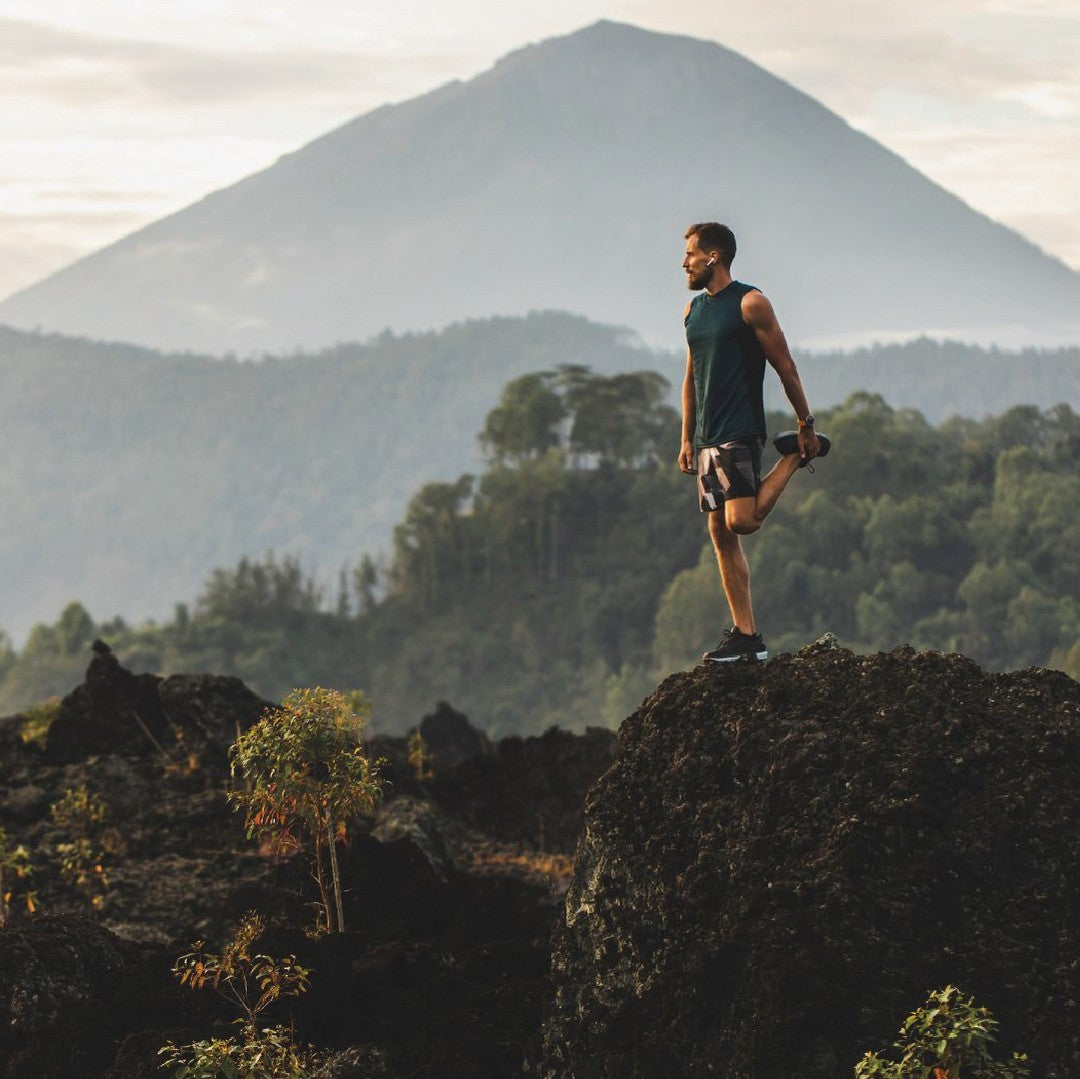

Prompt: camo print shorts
xmin=696 ymin=438 xmax=765 ymax=513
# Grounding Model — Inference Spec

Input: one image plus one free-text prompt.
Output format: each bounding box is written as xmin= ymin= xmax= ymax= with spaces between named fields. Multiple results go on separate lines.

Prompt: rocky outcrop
xmin=0 ymin=914 xmax=172 ymax=1079
xmin=431 ymin=725 xmax=615 ymax=853
xmin=0 ymin=649 xmax=601 ymax=1077
xmin=539 ymin=643 xmax=1080 ymax=1078
xmin=42 ymin=641 xmax=268 ymax=767
xmin=419 ymin=701 xmax=493 ymax=770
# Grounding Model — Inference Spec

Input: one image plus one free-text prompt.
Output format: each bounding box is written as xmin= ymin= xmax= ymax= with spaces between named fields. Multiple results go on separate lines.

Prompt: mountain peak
xmin=1 ymin=23 xmax=1077 ymax=353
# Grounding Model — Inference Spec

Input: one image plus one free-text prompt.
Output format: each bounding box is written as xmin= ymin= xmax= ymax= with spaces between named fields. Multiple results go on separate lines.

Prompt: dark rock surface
xmin=0 ymin=914 xmax=175 ymax=1079
xmin=539 ymin=642 xmax=1080 ymax=1078
xmin=431 ymin=725 xmax=615 ymax=854
xmin=0 ymin=649 xmax=608 ymax=1077
xmin=419 ymin=700 xmax=493 ymax=770
xmin=42 ymin=641 xmax=269 ymax=767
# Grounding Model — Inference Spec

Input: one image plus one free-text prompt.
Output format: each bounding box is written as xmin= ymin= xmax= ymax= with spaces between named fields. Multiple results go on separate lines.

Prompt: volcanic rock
xmin=539 ymin=644 xmax=1080 ymax=1078
xmin=431 ymin=725 xmax=615 ymax=854
xmin=0 ymin=913 xmax=171 ymax=1079
xmin=419 ymin=701 xmax=493 ymax=770
xmin=42 ymin=642 xmax=268 ymax=767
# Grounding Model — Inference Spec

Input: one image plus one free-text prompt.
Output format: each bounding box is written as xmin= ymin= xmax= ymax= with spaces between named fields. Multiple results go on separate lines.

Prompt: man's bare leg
xmin=725 ymin=453 xmax=802 ymax=535
xmin=708 ymin=511 xmax=755 ymax=635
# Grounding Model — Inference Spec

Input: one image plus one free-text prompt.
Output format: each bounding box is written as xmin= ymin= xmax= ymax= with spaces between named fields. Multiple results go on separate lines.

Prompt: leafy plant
xmin=159 ymin=1023 xmax=311 ymax=1079
xmin=19 ymin=695 xmax=61 ymax=747
xmin=160 ymin=912 xmax=314 ymax=1078
xmin=855 ymin=985 xmax=1030 ymax=1078
xmin=407 ymin=729 xmax=434 ymax=782
xmin=50 ymin=786 xmax=119 ymax=908
xmin=0 ymin=826 xmax=36 ymax=924
xmin=229 ymin=688 xmax=383 ymax=934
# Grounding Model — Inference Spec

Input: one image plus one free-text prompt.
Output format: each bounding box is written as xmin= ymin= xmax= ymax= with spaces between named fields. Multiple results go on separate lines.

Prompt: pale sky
xmin=1 ymin=1 xmax=1078 ymax=302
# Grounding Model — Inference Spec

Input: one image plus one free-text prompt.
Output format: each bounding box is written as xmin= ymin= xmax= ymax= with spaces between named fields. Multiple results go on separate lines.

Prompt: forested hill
xmin=3 ymin=371 xmax=1077 ymax=734
xmin=1 ymin=316 xmax=1078 ymax=641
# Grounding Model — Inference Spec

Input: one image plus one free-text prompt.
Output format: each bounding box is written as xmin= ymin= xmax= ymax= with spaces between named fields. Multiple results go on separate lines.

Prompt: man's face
xmin=683 ymin=235 xmax=716 ymax=291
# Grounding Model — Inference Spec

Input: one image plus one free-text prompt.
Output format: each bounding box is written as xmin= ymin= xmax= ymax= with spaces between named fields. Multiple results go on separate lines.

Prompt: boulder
xmin=0 ymin=913 xmax=170 ymax=1078
xmin=432 ymin=725 xmax=615 ymax=853
xmin=42 ymin=642 xmax=269 ymax=767
xmin=539 ymin=645 xmax=1080 ymax=1078
xmin=44 ymin=642 xmax=170 ymax=764
xmin=419 ymin=701 xmax=492 ymax=770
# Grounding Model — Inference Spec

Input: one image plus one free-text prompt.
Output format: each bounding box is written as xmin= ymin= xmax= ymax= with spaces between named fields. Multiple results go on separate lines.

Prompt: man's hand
xmin=678 ymin=440 xmax=696 ymax=474
xmin=798 ymin=425 xmax=820 ymax=462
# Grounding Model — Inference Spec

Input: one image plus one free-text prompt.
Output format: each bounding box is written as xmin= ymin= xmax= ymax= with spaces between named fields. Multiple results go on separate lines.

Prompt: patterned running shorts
xmin=696 ymin=438 xmax=765 ymax=513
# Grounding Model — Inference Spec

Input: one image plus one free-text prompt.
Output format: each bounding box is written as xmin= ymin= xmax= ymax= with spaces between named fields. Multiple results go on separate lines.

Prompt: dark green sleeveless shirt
xmin=685 ymin=281 xmax=768 ymax=448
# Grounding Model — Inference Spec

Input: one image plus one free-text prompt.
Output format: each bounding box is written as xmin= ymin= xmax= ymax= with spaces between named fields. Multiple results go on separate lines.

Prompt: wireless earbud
xmin=706 ymin=258 xmax=716 ymax=267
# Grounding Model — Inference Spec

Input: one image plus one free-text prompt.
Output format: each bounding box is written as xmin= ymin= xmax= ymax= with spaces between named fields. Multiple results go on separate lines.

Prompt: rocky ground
xmin=0 ymin=645 xmax=613 ymax=1078
xmin=539 ymin=639 xmax=1080 ymax=1078
xmin=3 ymin=640 xmax=1079 ymax=1078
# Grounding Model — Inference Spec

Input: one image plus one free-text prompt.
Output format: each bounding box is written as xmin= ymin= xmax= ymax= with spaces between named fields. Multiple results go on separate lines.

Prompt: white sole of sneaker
xmin=703 ymin=650 xmax=768 ymax=663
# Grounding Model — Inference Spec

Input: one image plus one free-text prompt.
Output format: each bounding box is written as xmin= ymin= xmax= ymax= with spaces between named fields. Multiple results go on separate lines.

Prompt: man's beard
xmin=687 ymin=269 xmax=711 ymax=290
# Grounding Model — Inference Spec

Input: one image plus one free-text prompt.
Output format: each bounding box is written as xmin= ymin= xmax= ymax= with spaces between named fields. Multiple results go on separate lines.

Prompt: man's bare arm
xmin=742 ymin=290 xmax=820 ymax=460
xmin=678 ymin=304 xmax=696 ymax=473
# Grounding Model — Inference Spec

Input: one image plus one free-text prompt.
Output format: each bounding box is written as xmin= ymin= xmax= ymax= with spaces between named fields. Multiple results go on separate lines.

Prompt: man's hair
xmin=685 ymin=222 xmax=736 ymax=268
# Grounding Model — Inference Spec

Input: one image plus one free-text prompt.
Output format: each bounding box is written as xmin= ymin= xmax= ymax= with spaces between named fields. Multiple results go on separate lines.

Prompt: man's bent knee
xmin=724 ymin=498 xmax=761 ymax=536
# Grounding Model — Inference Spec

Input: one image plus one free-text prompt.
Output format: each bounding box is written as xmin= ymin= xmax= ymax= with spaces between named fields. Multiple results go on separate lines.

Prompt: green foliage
xmin=50 ymin=787 xmax=116 ymax=909
xmin=159 ymin=1022 xmax=311 ymax=1079
xmin=0 ymin=826 xmax=36 ymax=924
xmin=855 ymin=985 xmax=1029 ymax=1078
xmin=19 ymin=695 xmax=61 ymax=747
xmin=407 ymin=729 xmax=434 ymax=782
xmin=229 ymin=690 xmax=383 ymax=933
xmin=1 ymin=373 xmax=1077 ymax=737
xmin=161 ymin=912 xmax=313 ymax=1078
xmin=481 ymin=371 xmax=567 ymax=465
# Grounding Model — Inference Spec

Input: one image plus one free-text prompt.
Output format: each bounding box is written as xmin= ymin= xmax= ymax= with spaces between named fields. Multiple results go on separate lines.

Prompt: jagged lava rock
xmin=419 ymin=700 xmax=493 ymax=771
xmin=432 ymin=725 xmax=615 ymax=854
xmin=539 ymin=644 xmax=1080 ymax=1078
xmin=43 ymin=641 xmax=268 ymax=766
xmin=0 ymin=913 xmax=172 ymax=1079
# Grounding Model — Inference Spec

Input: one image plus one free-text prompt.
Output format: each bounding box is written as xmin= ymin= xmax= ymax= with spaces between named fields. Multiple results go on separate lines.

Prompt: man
xmin=678 ymin=222 xmax=830 ymax=663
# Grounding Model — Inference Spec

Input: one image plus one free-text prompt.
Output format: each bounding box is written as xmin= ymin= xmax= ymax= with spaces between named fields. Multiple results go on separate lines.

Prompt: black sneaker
xmin=703 ymin=628 xmax=768 ymax=664
xmin=772 ymin=430 xmax=831 ymax=469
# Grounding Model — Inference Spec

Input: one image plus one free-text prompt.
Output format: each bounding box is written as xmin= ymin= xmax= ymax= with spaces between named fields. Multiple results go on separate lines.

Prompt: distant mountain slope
xmin=0 ymin=314 xmax=657 ymax=640
xmin=2 ymin=20 xmax=1078 ymax=353
xmin=1 ymin=314 xmax=1077 ymax=642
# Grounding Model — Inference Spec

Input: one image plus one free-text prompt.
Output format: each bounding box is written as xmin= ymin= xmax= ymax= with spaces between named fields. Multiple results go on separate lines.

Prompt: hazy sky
xmin=2 ymin=1 xmax=1077 ymax=301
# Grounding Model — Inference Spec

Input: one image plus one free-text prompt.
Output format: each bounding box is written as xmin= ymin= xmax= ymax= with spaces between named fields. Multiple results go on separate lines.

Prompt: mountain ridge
xmin=2 ymin=20 xmax=1077 ymax=352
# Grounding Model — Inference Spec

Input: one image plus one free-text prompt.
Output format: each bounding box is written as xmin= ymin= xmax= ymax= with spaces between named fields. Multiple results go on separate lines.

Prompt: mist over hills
xmin=1 ymin=314 xmax=1077 ymax=644
xmin=2 ymin=20 xmax=1078 ymax=354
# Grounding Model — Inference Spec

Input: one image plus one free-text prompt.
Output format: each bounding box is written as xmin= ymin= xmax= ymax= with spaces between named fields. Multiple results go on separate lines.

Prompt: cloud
xmin=0 ymin=16 xmax=460 ymax=110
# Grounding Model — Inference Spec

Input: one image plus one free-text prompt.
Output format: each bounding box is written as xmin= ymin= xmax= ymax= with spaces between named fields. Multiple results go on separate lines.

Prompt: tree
xmin=229 ymin=688 xmax=383 ymax=933
xmin=480 ymin=372 xmax=566 ymax=465
xmin=198 ymin=554 xmax=323 ymax=622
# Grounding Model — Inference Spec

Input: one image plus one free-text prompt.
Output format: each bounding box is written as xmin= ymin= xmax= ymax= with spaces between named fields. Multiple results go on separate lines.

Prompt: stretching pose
xmin=678 ymin=222 xmax=830 ymax=663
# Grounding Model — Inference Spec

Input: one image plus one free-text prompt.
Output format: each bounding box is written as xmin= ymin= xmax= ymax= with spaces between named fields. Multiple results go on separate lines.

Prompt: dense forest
xmin=2 ymin=315 xmax=1078 ymax=642
xmin=2 ymin=366 xmax=1078 ymax=735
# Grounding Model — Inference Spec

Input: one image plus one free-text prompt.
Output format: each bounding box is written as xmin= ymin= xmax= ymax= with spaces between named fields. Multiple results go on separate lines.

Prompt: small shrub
xmin=855 ymin=985 xmax=1030 ymax=1078
xmin=407 ymin=729 xmax=434 ymax=781
xmin=229 ymin=688 xmax=383 ymax=934
xmin=20 ymin=696 xmax=61 ymax=748
xmin=158 ymin=1023 xmax=310 ymax=1079
xmin=0 ymin=826 xmax=36 ymax=923
xmin=160 ymin=911 xmax=314 ymax=1078
xmin=50 ymin=786 xmax=120 ymax=909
